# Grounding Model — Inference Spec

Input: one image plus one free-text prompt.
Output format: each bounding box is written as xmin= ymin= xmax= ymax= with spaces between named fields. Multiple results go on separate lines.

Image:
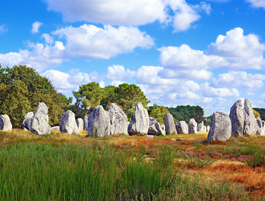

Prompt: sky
xmin=1 ymin=0 xmax=265 ymax=116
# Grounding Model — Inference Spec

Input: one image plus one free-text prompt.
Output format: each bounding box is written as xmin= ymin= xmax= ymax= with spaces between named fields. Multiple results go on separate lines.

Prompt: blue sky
xmin=1 ymin=0 xmax=265 ymax=116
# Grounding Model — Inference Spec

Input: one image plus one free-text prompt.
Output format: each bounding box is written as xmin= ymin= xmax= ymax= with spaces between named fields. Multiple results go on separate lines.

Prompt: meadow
xmin=0 ymin=129 xmax=265 ymax=200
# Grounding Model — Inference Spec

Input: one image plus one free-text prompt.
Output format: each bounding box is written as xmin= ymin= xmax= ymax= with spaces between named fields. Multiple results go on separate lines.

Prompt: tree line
xmin=0 ymin=65 xmax=222 ymax=128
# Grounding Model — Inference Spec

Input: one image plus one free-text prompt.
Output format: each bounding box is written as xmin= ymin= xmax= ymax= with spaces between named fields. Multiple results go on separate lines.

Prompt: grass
xmin=0 ymin=130 xmax=265 ymax=200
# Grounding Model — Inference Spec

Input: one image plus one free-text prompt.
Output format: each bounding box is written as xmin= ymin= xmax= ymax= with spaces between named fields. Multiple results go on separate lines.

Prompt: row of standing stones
xmin=0 ymin=98 xmax=264 ymax=141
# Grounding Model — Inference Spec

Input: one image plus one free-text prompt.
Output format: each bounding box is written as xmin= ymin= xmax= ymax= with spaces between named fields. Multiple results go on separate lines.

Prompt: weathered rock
xmin=188 ymin=118 xmax=197 ymax=134
xmin=30 ymin=103 xmax=51 ymax=135
xmin=148 ymin=117 xmax=164 ymax=135
xmin=176 ymin=121 xmax=188 ymax=134
xmin=161 ymin=124 xmax=166 ymax=135
xmin=202 ymin=125 xmax=207 ymax=132
xmin=229 ymin=100 xmax=244 ymax=137
xmin=128 ymin=103 xmax=149 ymax=135
xmin=76 ymin=118 xmax=84 ymax=132
xmin=51 ymin=126 xmax=60 ymax=130
xmin=207 ymin=112 xmax=231 ymax=141
xmin=197 ymin=121 xmax=204 ymax=132
xmin=22 ymin=112 xmax=33 ymax=130
xmin=108 ymin=103 xmax=128 ymax=135
xmin=206 ymin=125 xmax=210 ymax=132
xmin=164 ymin=113 xmax=177 ymax=134
xmin=60 ymin=110 xmax=79 ymax=134
xmin=256 ymin=117 xmax=264 ymax=135
xmin=0 ymin=114 xmax=12 ymax=131
xmin=83 ymin=116 xmax=88 ymax=131
xmin=145 ymin=135 xmax=154 ymax=139
xmin=88 ymin=106 xmax=110 ymax=137
xmin=244 ymin=99 xmax=258 ymax=135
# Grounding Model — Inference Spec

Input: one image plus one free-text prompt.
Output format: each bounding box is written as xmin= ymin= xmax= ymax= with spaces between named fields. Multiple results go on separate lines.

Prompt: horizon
xmin=1 ymin=0 xmax=265 ymax=116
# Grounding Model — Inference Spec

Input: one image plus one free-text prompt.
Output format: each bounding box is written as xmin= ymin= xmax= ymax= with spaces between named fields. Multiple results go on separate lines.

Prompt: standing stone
xmin=128 ymin=103 xmax=149 ymax=135
xmin=206 ymin=125 xmax=210 ymax=132
xmin=176 ymin=121 xmax=188 ymax=134
xmin=197 ymin=121 xmax=204 ymax=132
xmin=207 ymin=112 xmax=231 ymax=141
xmin=164 ymin=113 xmax=177 ymax=134
xmin=60 ymin=111 xmax=79 ymax=134
xmin=202 ymin=125 xmax=207 ymax=132
xmin=108 ymin=103 xmax=128 ymax=135
xmin=244 ymin=99 xmax=258 ymax=135
xmin=148 ymin=117 xmax=164 ymax=135
xmin=88 ymin=106 xmax=110 ymax=137
xmin=84 ymin=116 xmax=88 ymax=131
xmin=30 ymin=102 xmax=51 ymax=135
xmin=0 ymin=114 xmax=12 ymax=131
xmin=188 ymin=118 xmax=197 ymax=134
xmin=256 ymin=117 xmax=264 ymax=135
xmin=229 ymin=100 xmax=244 ymax=137
xmin=22 ymin=112 xmax=33 ymax=130
xmin=161 ymin=124 xmax=166 ymax=135
xmin=51 ymin=126 xmax=60 ymax=130
xmin=76 ymin=118 xmax=84 ymax=132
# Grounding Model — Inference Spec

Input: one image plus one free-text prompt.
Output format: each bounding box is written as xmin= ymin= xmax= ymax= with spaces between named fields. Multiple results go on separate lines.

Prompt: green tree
xmin=148 ymin=104 xmax=170 ymax=125
xmin=253 ymin=108 xmax=265 ymax=120
xmin=253 ymin=109 xmax=261 ymax=119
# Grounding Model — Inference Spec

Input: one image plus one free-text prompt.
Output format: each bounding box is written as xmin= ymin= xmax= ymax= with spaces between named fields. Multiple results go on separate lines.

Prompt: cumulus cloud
xmin=110 ymin=80 xmax=127 ymax=86
xmin=0 ymin=25 xmax=8 ymax=34
xmin=208 ymin=27 xmax=265 ymax=69
xmin=202 ymin=82 xmax=240 ymax=97
xmin=211 ymin=71 xmax=265 ymax=89
xmin=42 ymin=33 xmax=54 ymax=44
xmin=44 ymin=0 xmax=210 ymax=32
xmin=52 ymin=24 xmax=154 ymax=59
xmin=246 ymin=0 xmax=265 ymax=9
xmin=106 ymin=65 xmax=135 ymax=80
xmin=31 ymin=21 xmax=43 ymax=33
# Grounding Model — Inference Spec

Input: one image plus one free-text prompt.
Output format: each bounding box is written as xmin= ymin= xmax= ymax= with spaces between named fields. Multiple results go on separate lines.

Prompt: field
xmin=0 ymin=129 xmax=265 ymax=200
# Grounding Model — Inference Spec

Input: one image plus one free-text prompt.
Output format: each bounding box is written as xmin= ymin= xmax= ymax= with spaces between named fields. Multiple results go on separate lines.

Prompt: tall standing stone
xmin=88 ymin=106 xmax=110 ymax=137
xmin=128 ymin=103 xmax=149 ymax=135
xmin=197 ymin=121 xmax=204 ymax=132
xmin=30 ymin=102 xmax=51 ymax=135
xmin=0 ymin=114 xmax=12 ymax=131
xmin=22 ymin=112 xmax=33 ymax=130
xmin=202 ymin=125 xmax=206 ymax=132
xmin=229 ymin=100 xmax=244 ymax=137
xmin=108 ymin=103 xmax=128 ymax=135
xmin=76 ymin=118 xmax=84 ymax=132
xmin=148 ymin=117 xmax=164 ymax=135
xmin=164 ymin=113 xmax=177 ymax=134
xmin=206 ymin=125 xmax=210 ymax=132
xmin=84 ymin=116 xmax=88 ymax=131
xmin=207 ymin=112 xmax=231 ymax=141
xmin=60 ymin=111 xmax=79 ymax=134
xmin=256 ymin=117 xmax=264 ymax=135
xmin=176 ymin=121 xmax=188 ymax=134
xmin=188 ymin=118 xmax=197 ymax=134
xmin=244 ymin=99 xmax=258 ymax=135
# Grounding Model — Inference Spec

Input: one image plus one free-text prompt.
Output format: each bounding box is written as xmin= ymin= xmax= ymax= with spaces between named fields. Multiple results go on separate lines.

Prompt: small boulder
xmin=197 ymin=121 xmax=204 ymax=132
xmin=51 ymin=126 xmax=60 ymax=130
xmin=207 ymin=112 xmax=231 ymax=141
xmin=108 ymin=103 xmax=128 ymax=135
xmin=0 ymin=114 xmax=12 ymax=131
xmin=88 ymin=106 xmax=110 ymax=137
xmin=22 ymin=112 xmax=33 ymax=130
xmin=83 ymin=116 xmax=88 ymax=131
xmin=161 ymin=124 xmax=166 ymax=135
xmin=256 ymin=117 xmax=264 ymax=135
xmin=229 ymin=100 xmax=244 ymax=137
xmin=206 ymin=125 xmax=210 ymax=132
xmin=128 ymin=103 xmax=149 ymax=135
xmin=244 ymin=99 xmax=258 ymax=135
xmin=202 ymin=125 xmax=206 ymax=132
xmin=188 ymin=118 xmax=197 ymax=134
xmin=164 ymin=113 xmax=177 ymax=134
xmin=76 ymin=118 xmax=84 ymax=132
xmin=148 ymin=117 xmax=164 ymax=135
xmin=60 ymin=111 xmax=79 ymax=134
xmin=176 ymin=121 xmax=188 ymax=134
xmin=30 ymin=102 xmax=51 ymax=135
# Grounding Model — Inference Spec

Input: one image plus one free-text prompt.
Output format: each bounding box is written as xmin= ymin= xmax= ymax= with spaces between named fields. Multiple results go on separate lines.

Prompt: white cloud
xmin=211 ymin=71 xmax=265 ymax=89
xmin=175 ymin=91 xmax=201 ymax=100
xmin=0 ymin=52 xmax=23 ymax=67
xmin=31 ymin=21 xmax=43 ymax=33
xmin=202 ymin=82 xmax=240 ymax=97
xmin=42 ymin=33 xmax=54 ymax=44
xmin=260 ymin=93 xmax=265 ymax=99
xmin=110 ymin=80 xmax=127 ymax=86
xmin=106 ymin=65 xmax=135 ymax=80
xmin=0 ymin=25 xmax=8 ymax=34
xmin=44 ymin=0 xmax=210 ymax=32
xmin=208 ymin=27 xmax=265 ymax=69
xmin=246 ymin=0 xmax=265 ymax=9
xmin=53 ymin=24 xmax=154 ymax=59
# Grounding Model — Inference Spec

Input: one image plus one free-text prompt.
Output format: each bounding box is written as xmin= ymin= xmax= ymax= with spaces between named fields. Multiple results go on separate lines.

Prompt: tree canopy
xmin=148 ymin=104 xmax=170 ymax=125
xmin=0 ymin=65 xmax=68 ymax=127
